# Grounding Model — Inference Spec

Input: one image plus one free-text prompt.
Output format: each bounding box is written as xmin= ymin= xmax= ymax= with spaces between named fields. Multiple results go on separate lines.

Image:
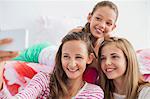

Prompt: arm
xmin=68 ymin=26 xmax=83 ymax=34
xmin=0 ymin=38 xmax=18 ymax=91
xmin=0 ymin=72 xmax=50 ymax=99
xmin=0 ymin=38 xmax=18 ymax=62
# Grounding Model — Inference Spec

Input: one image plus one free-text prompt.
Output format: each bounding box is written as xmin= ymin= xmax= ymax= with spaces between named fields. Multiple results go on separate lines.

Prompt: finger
xmin=68 ymin=27 xmax=83 ymax=34
xmin=0 ymin=38 xmax=12 ymax=45
xmin=0 ymin=54 xmax=18 ymax=62
xmin=0 ymin=51 xmax=18 ymax=57
xmin=76 ymin=26 xmax=83 ymax=29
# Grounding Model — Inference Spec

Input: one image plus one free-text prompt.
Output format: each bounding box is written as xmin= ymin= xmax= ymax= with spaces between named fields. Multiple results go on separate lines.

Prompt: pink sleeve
xmin=0 ymin=72 xmax=50 ymax=99
xmin=76 ymin=83 xmax=104 ymax=99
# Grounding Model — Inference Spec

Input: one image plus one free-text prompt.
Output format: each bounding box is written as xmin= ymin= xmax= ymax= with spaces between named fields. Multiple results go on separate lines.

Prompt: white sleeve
xmin=138 ymin=87 xmax=150 ymax=99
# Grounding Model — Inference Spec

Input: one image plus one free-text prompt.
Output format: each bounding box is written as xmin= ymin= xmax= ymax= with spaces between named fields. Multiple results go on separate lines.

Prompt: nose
xmin=68 ymin=59 xmax=76 ymax=69
xmin=98 ymin=21 xmax=106 ymax=29
xmin=105 ymin=58 xmax=112 ymax=66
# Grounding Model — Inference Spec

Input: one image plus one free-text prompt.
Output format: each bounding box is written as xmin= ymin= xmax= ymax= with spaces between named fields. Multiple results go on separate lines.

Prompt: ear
xmin=87 ymin=53 xmax=95 ymax=64
xmin=87 ymin=13 xmax=92 ymax=23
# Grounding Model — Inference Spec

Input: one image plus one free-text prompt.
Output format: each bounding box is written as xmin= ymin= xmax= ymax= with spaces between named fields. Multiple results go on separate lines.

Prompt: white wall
xmin=0 ymin=0 xmax=149 ymax=50
xmin=148 ymin=0 xmax=150 ymax=47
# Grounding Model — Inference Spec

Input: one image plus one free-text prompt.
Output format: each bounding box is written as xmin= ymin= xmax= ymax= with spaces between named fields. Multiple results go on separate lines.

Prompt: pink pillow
xmin=136 ymin=48 xmax=150 ymax=82
xmin=3 ymin=61 xmax=52 ymax=95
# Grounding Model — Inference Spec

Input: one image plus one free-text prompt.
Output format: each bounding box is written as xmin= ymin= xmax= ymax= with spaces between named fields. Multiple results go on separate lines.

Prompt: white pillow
xmin=28 ymin=16 xmax=84 ymax=46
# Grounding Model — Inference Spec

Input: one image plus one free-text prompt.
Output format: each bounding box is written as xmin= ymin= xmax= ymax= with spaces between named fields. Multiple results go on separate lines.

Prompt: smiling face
xmin=100 ymin=44 xmax=126 ymax=81
xmin=61 ymin=40 xmax=93 ymax=80
xmin=88 ymin=6 xmax=116 ymax=39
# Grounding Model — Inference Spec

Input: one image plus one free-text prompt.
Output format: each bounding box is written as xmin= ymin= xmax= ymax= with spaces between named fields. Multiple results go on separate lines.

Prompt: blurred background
xmin=0 ymin=0 xmax=149 ymax=50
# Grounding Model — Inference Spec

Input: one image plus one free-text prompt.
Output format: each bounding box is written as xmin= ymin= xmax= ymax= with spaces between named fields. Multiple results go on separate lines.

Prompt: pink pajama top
xmin=0 ymin=72 xmax=104 ymax=99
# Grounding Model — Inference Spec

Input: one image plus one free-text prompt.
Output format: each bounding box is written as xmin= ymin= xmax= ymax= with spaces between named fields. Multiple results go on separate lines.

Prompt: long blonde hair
xmin=98 ymin=37 xmax=150 ymax=99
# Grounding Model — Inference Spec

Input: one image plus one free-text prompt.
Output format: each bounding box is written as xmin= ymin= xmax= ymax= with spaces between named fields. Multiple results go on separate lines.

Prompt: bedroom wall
xmin=148 ymin=0 xmax=150 ymax=47
xmin=0 ymin=0 xmax=149 ymax=50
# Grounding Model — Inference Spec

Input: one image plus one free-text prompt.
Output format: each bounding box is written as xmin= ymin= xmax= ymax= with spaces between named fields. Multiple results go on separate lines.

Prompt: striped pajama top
xmin=0 ymin=72 xmax=104 ymax=99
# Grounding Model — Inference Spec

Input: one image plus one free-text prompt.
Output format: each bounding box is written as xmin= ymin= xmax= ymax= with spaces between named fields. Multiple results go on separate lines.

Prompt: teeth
xmin=67 ymin=68 xmax=78 ymax=72
xmin=96 ymin=28 xmax=103 ymax=34
xmin=106 ymin=68 xmax=114 ymax=72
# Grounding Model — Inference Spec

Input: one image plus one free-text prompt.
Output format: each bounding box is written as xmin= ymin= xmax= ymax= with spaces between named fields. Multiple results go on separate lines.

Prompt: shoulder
xmin=85 ymin=83 xmax=103 ymax=91
xmin=77 ymin=82 xmax=104 ymax=99
xmin=138 ymin=86 xmax=150 ymax=99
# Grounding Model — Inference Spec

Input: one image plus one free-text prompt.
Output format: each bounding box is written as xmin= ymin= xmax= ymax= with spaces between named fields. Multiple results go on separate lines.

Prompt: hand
xmin=104 ymin=33 xmax=111 ymax=40
xmin=94 ymin=33 xmax=111 ymax=56
xmin=0 ymin=38 xmax=18 ymax=62
xmin=68 ymin=26 xmax=83 ymax=34
xmin=0 ymin=38 xmax=19 ymax=90
xmin=94 ymin=37 xmax=104 ymax=56
xmin=0 ymin=61 xmax=5 ymax=90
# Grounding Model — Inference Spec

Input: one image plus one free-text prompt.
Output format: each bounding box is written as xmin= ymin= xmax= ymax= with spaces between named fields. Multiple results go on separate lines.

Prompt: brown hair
xmin=49 ymin=32 xmax=95 ymax=98
xmin=83 ymin=0 xmax=118 ymax=33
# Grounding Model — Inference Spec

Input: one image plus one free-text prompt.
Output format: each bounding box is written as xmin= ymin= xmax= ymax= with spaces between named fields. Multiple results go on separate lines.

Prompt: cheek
xmin=61 ymin=59 xmax=67 ymax=68
xmin=107 ymin=26 xmax=114 ymax=31
xmin=100 ymin=63 xmax=105 ymax=72
xmin=118 ymin=61 xmax=127 ymax=74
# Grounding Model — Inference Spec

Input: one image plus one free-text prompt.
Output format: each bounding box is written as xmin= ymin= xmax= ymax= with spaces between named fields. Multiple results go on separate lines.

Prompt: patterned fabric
xmin=136 ymin=49 xmax=150 ymax=82
xmin=1 ymin=72 xmax=104 ymax=99
xmin=2 ymin=43 xmax=99 ymax=96
xmin=3 ymin=42 xmax=149 ymax=96
xmin=2 ymin=61 xmax=54 ymax=96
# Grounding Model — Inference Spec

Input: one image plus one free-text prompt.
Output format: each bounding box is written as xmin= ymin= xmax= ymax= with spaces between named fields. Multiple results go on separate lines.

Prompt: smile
xmin=105 ymin=68 xmax=116 ymax=72
xmin=67 ymin=68 xmax=79 ymax=72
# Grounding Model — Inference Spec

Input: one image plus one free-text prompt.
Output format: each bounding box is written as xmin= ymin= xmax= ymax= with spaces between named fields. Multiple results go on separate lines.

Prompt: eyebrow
xmin=62 ymin=53 xmax=82 ymax=56
xmin=111 ymin=53 xmax=118 ymax=55
xmin=96 ymin=14 xmax=114 ymax=22
xmin=62 ymin=53 xmax=68 ymax=55
xmin=101 ymin=53 xmax=118 ymax=56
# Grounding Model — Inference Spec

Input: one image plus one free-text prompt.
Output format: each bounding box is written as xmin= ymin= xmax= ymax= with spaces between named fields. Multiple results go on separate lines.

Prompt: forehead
xmin=101 ymin=44 xmax=123 ymax=55
xmin=94 ymin=6 xmax=116 ymax=22
xmin=62 ymin=40 xmax=88 ymax=53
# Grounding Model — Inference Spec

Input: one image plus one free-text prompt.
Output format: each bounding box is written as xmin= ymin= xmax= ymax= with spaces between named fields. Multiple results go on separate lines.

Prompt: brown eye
xmin=95 ymin=17 xmax=102 ymax=21
xmin=112 ymin=55 xmax=119 ymax=59
xmin=100 ymin=56 xmax=106 ymax=60
xmin=76 ymin=56 xmax=83 ymax=59
xmin=106 ymin=22 xmax=112 ymax=26
xmin=63 ymin=55 xmax=69 ymax=59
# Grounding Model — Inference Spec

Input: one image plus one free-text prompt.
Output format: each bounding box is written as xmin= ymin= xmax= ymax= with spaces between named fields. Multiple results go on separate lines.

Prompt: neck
xmin=67 ymin=78 xmax=85 ymax=96
xmin=113 ymin=78 xmax=125 ymax=95
xmin=91 ymin=35 xmax=97 ymax=47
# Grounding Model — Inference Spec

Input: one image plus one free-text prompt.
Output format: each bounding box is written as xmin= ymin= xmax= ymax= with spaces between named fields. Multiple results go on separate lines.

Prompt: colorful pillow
xmin=136 ymin=48 xmax=150 ymax=82
xmin=3 ymin=61 xmax=54 ymax=95
xmin=2 ymin=43 xmax=57 ymax=95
